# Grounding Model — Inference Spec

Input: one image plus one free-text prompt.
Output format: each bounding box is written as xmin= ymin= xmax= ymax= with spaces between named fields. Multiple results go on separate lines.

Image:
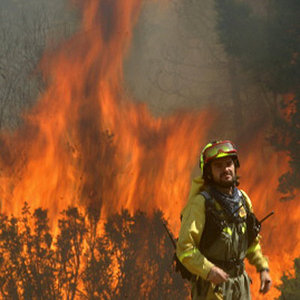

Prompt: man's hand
xmin=259 ymin=270 xmax=272 ymax=294
xmin=207 ymin=266 xmax=229 ymax=285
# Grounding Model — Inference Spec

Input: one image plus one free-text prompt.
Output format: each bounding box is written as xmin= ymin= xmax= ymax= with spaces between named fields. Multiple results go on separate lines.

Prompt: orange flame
xmin=0 ymin=1 xmax=298 ymax=299
xmin=0 ymin=0 xmax=213 ymax=231
xmin=239 ymin=135 xmax=300 ymax=299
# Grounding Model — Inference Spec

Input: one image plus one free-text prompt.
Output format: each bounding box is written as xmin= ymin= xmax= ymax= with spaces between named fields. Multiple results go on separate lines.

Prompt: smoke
xmin=1 ymin=0 xmax=276 ymax=140
xmin=124 ymin=1 xmax=231 ymax=114
xmin=0 ymin=0 xmax=78 ymax=129
xmin=123 ymin=0 xmax=281 ymax=146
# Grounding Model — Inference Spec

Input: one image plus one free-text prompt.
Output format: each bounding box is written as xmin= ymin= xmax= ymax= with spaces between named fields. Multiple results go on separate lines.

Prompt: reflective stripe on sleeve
xmin=247 ymin=242 xmax=261 ymax=254
xmin=178 ymin=248 xmax=198 ymax=263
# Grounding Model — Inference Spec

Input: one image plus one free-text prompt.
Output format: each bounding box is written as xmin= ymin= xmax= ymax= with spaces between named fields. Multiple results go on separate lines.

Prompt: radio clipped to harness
xmin=247 ymin=211 xmax=274 ymax=247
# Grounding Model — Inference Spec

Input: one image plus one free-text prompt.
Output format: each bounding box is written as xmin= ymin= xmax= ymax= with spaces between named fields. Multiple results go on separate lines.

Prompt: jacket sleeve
xmin=176 ymin=194 xmax=214 ymax=279
xmin=241 ymin=190 xmax=270 ymax=272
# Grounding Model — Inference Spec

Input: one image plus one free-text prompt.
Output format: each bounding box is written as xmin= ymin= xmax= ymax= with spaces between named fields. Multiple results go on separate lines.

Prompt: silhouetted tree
xmin=81 ymin=207 xmax=113 ymax=299
xmin=56 ymin=207 xmax=87 ymax=300
xmin=215 ymin=0 xmax=300 ymax=196
xmin=0 ymin=202 xmax=57 ymax=299
xmin=104 ymin=209 xmax=188 ymax=300
xmin=277 ymin=258 xmax=300 ymax=300
xmin=0 ymin=205 xmax=188 ymax=299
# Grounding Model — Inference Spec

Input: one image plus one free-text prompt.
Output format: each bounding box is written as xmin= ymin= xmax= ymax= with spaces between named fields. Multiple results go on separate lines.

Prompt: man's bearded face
xmin=210 ymin=157 xmax=236 ymax=188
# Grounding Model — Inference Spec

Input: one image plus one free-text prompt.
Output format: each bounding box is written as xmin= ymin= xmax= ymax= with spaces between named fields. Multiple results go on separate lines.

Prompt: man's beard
xmin=215 ymin=174 xmax=237 ymax=188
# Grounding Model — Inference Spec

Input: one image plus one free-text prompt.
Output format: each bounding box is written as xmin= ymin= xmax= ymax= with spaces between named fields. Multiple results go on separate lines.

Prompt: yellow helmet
xmin=199 ymin=140 xmax=239 ymax=174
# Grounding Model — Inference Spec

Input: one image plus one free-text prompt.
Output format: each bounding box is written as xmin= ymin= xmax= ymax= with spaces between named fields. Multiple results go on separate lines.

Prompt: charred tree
xmin=214 ymin=0 xmax=300 ymax=196
xmin=277 ymin=258 xmax=300 ymax=299
xmin=0 ymin=205 xmax=188 ymax=299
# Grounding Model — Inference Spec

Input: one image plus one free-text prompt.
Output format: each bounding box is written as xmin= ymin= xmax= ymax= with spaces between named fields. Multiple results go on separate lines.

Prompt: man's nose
xmin=224 ymin=165 xmax=231 ymax=172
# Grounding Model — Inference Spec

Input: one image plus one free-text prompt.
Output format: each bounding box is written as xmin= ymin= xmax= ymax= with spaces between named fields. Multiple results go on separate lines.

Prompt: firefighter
xmin=176 ymin=140 xmax=272 ymax=299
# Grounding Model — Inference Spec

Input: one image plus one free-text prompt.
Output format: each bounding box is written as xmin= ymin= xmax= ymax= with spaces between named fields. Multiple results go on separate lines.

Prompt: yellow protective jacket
xmin=176 ymin=176 xmax=269 ymax=280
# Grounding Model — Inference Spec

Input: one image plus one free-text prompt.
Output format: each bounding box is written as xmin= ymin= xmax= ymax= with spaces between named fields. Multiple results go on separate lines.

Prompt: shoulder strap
xmin=199 ymin=190 xmax=213 ymax=208
xmin=237 ymin=189 xmax=246 ymax=208
xmin=198 ymin=190 xmax=225 ymax=251
xmin=238 ymin=189 xmax=252 ymax=213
